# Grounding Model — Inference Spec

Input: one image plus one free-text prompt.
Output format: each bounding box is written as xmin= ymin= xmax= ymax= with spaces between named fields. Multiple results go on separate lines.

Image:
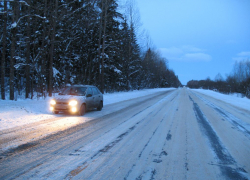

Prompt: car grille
xmin=56 ymin=102 xmax=68 ymax=105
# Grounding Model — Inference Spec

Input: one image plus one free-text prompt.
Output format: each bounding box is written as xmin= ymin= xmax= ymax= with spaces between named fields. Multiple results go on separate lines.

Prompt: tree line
xmin=187 ymin=60 xmax=250 ymax=98
xmin=0 ymin=0 xmax=181 ymax=100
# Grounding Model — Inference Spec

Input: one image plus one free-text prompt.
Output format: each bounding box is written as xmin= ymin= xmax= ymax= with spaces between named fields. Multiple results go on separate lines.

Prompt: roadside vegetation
xmin=187 ymin=60 xmax=250 ymax=98
xmin=0 ymin=0 xmax=181 ymax=100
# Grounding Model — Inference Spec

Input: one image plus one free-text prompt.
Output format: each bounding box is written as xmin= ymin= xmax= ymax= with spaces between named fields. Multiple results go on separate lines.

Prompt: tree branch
xmin=11 ymin=14 xmax=46 ymax=29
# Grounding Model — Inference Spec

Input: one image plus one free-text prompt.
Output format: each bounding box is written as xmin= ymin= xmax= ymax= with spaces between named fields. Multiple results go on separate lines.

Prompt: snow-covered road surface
xmin=0 ymin=88 xmax=250 ymax=180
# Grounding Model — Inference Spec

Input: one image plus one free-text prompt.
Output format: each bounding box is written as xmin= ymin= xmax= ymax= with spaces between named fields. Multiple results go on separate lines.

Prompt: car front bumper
xmin=50 ymin=103 xmax=79 ymax=113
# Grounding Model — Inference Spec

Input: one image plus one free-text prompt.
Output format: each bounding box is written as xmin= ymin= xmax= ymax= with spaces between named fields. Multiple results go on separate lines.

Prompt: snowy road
xmin=0 ymin=88 xmax=250 ymax=180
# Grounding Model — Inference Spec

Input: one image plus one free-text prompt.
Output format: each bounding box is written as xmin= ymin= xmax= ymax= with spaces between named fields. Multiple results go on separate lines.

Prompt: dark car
xmin=50 ymin=85 xmax=103 ymax=116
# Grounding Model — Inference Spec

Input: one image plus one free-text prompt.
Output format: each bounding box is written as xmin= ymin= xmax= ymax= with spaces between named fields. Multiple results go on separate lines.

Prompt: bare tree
xmin=214 ymin=73 xmax=224 ymax=82
xmin=124 ymin=0 xmax=141 ymax=33
xmin=123 ymin=0 xmax=142 ymax=90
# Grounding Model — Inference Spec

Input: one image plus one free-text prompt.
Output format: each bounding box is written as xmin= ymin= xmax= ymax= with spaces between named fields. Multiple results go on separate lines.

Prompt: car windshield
xmin=59 ymin=87 xmax=87 ymax=96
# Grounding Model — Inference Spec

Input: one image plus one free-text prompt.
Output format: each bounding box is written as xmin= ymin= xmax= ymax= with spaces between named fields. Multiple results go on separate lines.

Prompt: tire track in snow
xmin=64 ymin=92 xmax=178 ymax=179
xmin=184 ymin=110 xmax=189 ymax=176
xmin=51 ymin=92 xmax=177 ymax=179
xmin=192 ymin=92 xmax=250 ymax=139
xmin=124 ymin=92 xmax=180 ymax=180
xmin=71 ymin=91 xmax=176 ymax=159
xmin=0 ymin=91 xmax=177 ymax=180
xmin=138 ymin=118 xmax=164 ymax=158
xmin=189 ymin=95 xmax=248 ymax=180
xmin=0 ymin=90 xmax=175 ymax=157
xmin=64 ymin=111 xmax=154 ymax=179
xmin=98 ymin=98 xmax=172 ymax=179
xmin=124 ymin=113 xmax=168 ymax=179
xmin=0 ymin=91 xmax=175 ymax=161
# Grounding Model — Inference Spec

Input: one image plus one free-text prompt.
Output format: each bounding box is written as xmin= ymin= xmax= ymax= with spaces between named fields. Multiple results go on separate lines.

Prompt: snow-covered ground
xmin=1 ymin=88 xmax=250 ymax=179
xmin=0 ymin=88 xmax=174 ymax=131
xmin=0 ymin=88 xmax=249 ymax=131
xmin=193 ymin=89 xmax=250 ymax=111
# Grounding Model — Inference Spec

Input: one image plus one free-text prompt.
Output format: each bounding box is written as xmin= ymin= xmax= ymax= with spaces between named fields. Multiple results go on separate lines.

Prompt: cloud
xmin=182 ymin=53 xmax=211 ymax=62
xmin=232 ymin=51 xmax=250 ymax=61
xmin=158 ymin=46 xmax=211 ymax=62
xmin=237 ymin=51 xmax=250 ymax=57
xmin=181 ymin=45 xmax=204 ymax=52
xmin=159 ymin=47 xmax=183 ymax=56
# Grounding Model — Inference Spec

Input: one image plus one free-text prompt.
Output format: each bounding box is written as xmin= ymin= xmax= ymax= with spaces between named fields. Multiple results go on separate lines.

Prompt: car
xmin=50 ymin=85 xmax=103 ymax=116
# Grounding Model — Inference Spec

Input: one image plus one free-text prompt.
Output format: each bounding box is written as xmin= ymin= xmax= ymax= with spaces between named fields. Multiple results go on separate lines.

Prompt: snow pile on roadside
xmin=193 ymin=89 xmax=250 ymax=111
xmin=0 ymin=88 xmax=174 ymax=131
xmin=0 ymin=99 xmax=54 ymax=131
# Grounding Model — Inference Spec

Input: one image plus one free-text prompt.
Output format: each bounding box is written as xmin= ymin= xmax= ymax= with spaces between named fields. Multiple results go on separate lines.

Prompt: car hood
xmin=55 ymin=95 xmax=86 ymax=101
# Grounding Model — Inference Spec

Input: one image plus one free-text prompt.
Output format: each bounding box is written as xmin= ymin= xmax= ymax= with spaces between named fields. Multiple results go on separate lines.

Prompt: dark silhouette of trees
xmin=187 ymin=60 xmax=250 ymax=98
xmin=0 ymin=0 xmax=181 ymax=100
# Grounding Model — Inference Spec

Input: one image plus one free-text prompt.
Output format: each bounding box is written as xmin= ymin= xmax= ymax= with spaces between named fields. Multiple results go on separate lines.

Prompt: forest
xmin=0 ymin=0 xmax=181 ymax=100
xmin=187 ymin=60 xmax=250 ymax=98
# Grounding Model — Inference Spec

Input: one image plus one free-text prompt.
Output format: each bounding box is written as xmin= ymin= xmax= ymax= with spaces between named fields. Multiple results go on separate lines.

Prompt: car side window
xmin=92 ymin=88 xmax=99 ymax=95
xmin=96 ymin=88 xmax=101 ymax=94
xmin=86 ymin=88 xmax=93 ymax=96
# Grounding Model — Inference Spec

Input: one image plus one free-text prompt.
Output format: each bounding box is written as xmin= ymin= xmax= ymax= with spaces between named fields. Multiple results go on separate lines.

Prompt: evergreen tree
xmin=0 ymin=0 xmax=182 ymax=100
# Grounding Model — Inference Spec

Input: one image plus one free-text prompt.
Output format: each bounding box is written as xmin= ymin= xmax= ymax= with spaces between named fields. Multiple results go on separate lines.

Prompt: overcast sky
xmin=119 ymin=0 xmax=250 ymax=85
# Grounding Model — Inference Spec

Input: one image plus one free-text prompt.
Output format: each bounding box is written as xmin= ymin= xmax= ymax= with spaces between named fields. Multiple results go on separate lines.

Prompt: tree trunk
xmin=97 ymin=0 xmax=104 ymax=89
xmin=25 ymin=0 xmax=31 ymax=98
xmin=10 ymin=0 xmax=18 ymax=100
xmin=1 ymin=1 xmax=7 ymax=100
xmin=48 ymin=0 xmax=58 ymax=97
xmin=41 ymin=0 xmax=47 ymax=98
xmin=100 ymin=0 xmax=108 ymax=93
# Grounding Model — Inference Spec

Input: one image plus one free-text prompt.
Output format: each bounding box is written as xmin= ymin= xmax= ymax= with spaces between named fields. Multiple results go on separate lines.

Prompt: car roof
xmin=70 ymin=85 xmax=96 ymax=88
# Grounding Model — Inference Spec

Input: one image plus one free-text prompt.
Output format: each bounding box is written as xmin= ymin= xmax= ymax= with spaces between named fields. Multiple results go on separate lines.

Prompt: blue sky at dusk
xmin=119 ymin=0 xmax=250 ymax=85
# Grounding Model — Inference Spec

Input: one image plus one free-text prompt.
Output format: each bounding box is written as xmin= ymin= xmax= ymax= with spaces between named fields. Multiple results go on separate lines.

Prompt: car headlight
xmin=69 ymin=100 xmax=78 ymax=106
xmin=50 ymin=99 xmax=56 ymax=105
xmin=71 ymin=107 xmax=77 ymax=113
